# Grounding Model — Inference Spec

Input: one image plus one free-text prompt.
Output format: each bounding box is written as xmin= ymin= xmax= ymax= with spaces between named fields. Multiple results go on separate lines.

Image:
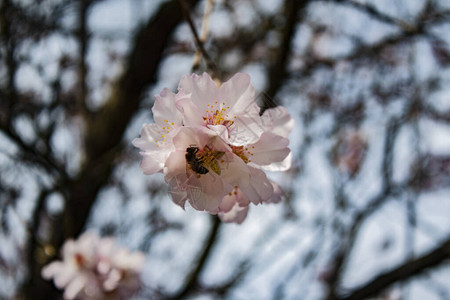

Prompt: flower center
xmin=204 ymin=101 xmax=236 ymax=127
xmin=74 ymin=253 xmax=86 ymax=267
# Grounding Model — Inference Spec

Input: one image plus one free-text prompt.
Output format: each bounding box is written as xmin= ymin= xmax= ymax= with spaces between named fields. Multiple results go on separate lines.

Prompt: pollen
xmin=231 ymin=145 xmax=250 ymax=164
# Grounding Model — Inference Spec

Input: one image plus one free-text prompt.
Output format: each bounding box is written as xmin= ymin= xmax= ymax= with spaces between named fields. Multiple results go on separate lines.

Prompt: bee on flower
xmin=133 ymin=72 xmax=293 ymax=223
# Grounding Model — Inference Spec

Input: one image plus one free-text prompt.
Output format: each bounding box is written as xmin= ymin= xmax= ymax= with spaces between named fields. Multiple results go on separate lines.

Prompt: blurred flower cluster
xmin=133 ymin=73 xmax=293 ymax=223
xmin=42 ymin=232 xmax=145 ymax=300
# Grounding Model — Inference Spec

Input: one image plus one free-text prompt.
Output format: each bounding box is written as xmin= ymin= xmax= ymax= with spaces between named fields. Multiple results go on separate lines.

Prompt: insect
xmin=185 ymin=146 xmax=209 ymax=175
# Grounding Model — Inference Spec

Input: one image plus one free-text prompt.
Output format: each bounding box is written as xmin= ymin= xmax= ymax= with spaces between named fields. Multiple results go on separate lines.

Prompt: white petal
xmin=172 ymin=127 xmax=213 ymax=151
xmin=219 ymin=153 xmax=250 ymax=188
xmin=240 ymin=166 xmax=274 ymax=204
xmin=178 ymin=73 xmax=219 ymax=112
xmin=219 ymin=188 xmax=250 ymax=212
xmin=152 ymin=88 xmax=184 ymax=126
xmin=175 ymin=97 xmax=204 ymax=127
xmin=41 ymin=261 xmax=63 ymax=280
xmin=218 ymin=73 xmax=255 ymax=112
xmin=228 ymin=114 xmax=265 ymax=145
xmin=53 ymin=265 xmax=77 ymax=288
xmin=163 ymin=151 xmax=187 ymax=181
xmin=186 ymin=173 xmax=226 ymax=213
xmin=264 ymin=180 xmax=284 ymax=203
xmin=132 ymin=124 xmax=164 ymax=152
xmin=139 ymin=149 xmax=170 ymax=175
xmin=206 ymin=125 xmax=229 ymax=142
xmin=261 ymin=106 xmax=294 ymax=138
xmin=260 ymin=151 xmax=292 ymax=172
xmin=218 ymin=203 xmax=249 ymax=224
xmin=63 ymin=274 xmax=87 ymax=300
xmin=250 ymin=132 xmax=290 ymax=167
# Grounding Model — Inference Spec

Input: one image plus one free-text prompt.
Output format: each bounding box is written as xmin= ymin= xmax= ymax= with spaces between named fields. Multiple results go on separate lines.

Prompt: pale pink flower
xmin=133 ymin=72 xmax=294 ymax=223
xmin=176 ymin=73 xmax=265 ymax=145
xmin=42 ymin=232 xmax=145 ymax=300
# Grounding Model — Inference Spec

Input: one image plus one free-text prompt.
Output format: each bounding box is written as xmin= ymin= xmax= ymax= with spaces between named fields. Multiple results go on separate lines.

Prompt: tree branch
xmin=179 ymin=0 xmax=218 ymax=77
xmin=169 ymin=215 xmax=221 ymax=300
xmin=336 ymin=236 xmax=450 ymax=300
xmin=261 ymin=0 xmax=309 ymax=112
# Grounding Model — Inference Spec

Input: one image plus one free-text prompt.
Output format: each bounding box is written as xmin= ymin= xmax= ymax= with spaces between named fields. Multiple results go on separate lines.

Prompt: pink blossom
xmin=42 ymin=232 xmax=145 ymax=300
xmin=176 ymin=73 xmax=264 ymax=145
xmin=133 ymin=72 xmax=294 ymax=223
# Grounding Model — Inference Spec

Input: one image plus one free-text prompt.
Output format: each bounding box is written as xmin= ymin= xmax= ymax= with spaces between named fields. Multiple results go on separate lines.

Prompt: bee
xmin=185 ymin=146 xmax=209 ymax=175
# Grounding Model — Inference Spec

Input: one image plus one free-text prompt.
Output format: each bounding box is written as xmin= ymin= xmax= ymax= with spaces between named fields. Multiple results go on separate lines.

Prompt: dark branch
xmin=169 ymin=215 xmax=221 ymax=300
xmin=337 ymin=236 xmax=450 ymax=300
xmin=261 ymin=0 xmax=308 ymax=112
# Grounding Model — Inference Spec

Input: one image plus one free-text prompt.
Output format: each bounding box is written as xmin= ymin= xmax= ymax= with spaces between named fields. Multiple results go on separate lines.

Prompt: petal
xmin=240 ymin=166 xmax=274 ymax=204
xmin=186 ymin=173 xmax=227 ymax=213
xmin=249 ymin=132 xmax=290 ymax=166
xmin=261 ymin=106 xmax=294 ymax=138
xmin=163 ymin=151 xmax=187 ymax=181
xmin=132 ymin=124 xmax=166 ymax=152
xmin=41 ymin=261 xmax=63 ymax=280
xmin=139 ymin=149 xmax=171 ymax=175
xmin=167 ymin=175 xmax=189 ymax=209
xmin=152 ymin=88 xmax=185 ymax=126
xmin=228 ymin=114 xmax=265 ymax=145
xmin=218 ymin=203 xmax=249 ymax=224
xmin=263 ymin=180 xmax=284 ymax=203
xmin=175 ymin=97 xmax=204 ymax=127
xmin=178 ymin=73 xmax=219 ymax=112
xmin=219 ymin=153 xmax=250 ymax=188
xmin=219 ymin=188 xmax=250 ymax=212
xmin=260 ymin=151 xmax=292 ymax=172
xmin=172 ymin=127 xmax=213 ymax=151
xmin=64 ymin=274 xmax=88 ymax=300
xmin=218 ymin=73 xmax=255 ymax=112
xmin=206 ymin=125 xmax=229 ymax=142
xmin=53 ymin=264 xmax=77 ymax=288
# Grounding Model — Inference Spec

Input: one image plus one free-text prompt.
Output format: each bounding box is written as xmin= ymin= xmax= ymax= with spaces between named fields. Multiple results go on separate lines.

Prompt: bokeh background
xmin=1 ymin=0 xmax=450 ymax=299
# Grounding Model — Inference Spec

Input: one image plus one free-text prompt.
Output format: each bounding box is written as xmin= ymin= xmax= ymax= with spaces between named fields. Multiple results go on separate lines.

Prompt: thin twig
xmin=179 ymin=0 xmax=218 ymax=78
xmin=192 ymin=0 xmax=214 ymax=71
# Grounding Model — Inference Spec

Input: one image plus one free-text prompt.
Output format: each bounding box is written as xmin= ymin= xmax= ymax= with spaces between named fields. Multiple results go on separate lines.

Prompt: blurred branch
xmin=169 ymin=215 xmax=221 ymax=300
xmin=324 ymin=0 xmax=414 ymax=29
xmin=179 ymin=0 xmax=218 ymax=78
xmin=77 ymin=0 xmax=92 ymax=114
xmin=261 ymin=0 xmax=308 ymax=112
xmin=325 ymin=118 xmax=402 ymax=299
xmin=336 ymin=235 xmax=450 ymax=300
xmin=192 ymin=0 xmax=214 ymax=71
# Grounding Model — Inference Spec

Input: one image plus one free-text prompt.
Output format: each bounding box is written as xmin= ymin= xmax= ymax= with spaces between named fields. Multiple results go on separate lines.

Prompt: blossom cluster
xmin=42 ymin=232 xmax=145 ymax=300
xmin=133 ymin=73 xmax=293 ymax=223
